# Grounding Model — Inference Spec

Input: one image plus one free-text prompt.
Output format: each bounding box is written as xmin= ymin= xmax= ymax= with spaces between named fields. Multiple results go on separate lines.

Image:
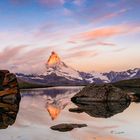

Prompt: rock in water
xmin=71 ymin=84 xmax=130 ymax=103
xmin=51 ymin=123 xmax=87 ymax=132
xmin=0 ymin=70 xmax=21 ymax=129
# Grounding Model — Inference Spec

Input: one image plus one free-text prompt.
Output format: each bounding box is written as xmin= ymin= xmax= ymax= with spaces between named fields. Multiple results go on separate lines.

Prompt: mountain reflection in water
xmin=0 ymin=86 xmax=140 ymax=140
xmin=22 ymin=87 xmax=82 ymax=120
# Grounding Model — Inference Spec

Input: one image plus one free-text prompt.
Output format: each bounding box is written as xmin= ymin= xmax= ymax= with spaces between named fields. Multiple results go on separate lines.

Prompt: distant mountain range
xmin=16 ymin=51 xmax=140 ymax=87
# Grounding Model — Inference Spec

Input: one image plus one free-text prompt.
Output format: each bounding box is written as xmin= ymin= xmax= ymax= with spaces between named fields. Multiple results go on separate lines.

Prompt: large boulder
xmin=0 ymin=70 xmax=21 ymax=129
xmin=71 ymin=84 xmax=131 ymax=103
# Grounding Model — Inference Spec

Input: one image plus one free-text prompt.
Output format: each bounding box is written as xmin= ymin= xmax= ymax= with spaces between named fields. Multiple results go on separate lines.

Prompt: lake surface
xmin=0 ymin=86 xmax=140 ymax=140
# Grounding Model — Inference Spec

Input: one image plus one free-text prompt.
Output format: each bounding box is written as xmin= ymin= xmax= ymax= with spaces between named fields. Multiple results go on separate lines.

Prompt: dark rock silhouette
xmin=51 ymin=123 xmax=87 ymax=132
xmin=69 ymin=108 xmax=84 ymax=113
xmin=0 ymin=70 xmax=21 ymax=129
xmin=71 ymin=84 xmax=131 ymax=103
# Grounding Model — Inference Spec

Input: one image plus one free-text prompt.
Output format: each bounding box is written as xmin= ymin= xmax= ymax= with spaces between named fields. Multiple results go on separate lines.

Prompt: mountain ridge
xmin=16 ymin=52 xmax=140 ymax=87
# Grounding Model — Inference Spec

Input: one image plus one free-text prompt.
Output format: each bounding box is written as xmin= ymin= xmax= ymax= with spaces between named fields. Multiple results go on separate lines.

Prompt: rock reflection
xmin=0 ymin=99 xmax=20 ymax=129
xmin=70 ymin=101 xmax=130 ymax=118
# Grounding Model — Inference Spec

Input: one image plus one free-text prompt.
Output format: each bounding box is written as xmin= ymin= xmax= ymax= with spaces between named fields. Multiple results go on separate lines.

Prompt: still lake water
xmin=0 ymin=86 xmax=140 ymax=140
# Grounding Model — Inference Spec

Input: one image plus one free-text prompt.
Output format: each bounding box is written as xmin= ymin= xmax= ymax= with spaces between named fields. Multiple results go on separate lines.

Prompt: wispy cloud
xmin=95 ymin=42 xmax=116 ymax=46
xmin=92 ymin=8 xmax=130 ymax=24
xmin=112 ymin=48 xmax=127 ymax=53
xmin=70 ymin=24 xmax=137 ymax=42
xmin=0 ymin=45 xmax=27 ymax=62
xmin=67 ymin=41 xmax=115 ymax=53
xmin=64 ymin=50 xmax=98 ymax=59
xmin=0 ymin=46 xmax=53 ymax=74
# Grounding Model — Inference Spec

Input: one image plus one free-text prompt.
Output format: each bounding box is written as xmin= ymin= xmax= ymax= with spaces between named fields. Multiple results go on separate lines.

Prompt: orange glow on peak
xmin=47 ymin=51 xmax=61 ymax=65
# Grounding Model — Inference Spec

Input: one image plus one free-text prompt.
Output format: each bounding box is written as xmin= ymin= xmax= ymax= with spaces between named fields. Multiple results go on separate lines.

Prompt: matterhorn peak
xmin=44 ymin=51 xmax=83 ymax=80
xmin=47 ymin=51 xmax=61 ymax=66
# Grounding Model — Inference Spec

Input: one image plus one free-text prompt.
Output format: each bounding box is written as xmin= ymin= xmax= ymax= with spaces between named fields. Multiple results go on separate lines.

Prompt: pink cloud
xmin=67 ymin=41 xmax=115 ymax=53
xmin=0 ymin=45 xmax=27 ymax=62
xmin=70 ymin=24 xmax=134 ymax=42
xmin=96 ymin=42 xmax=116 ymax=46
xmin=0 ymin=46 xmax=53 ymax=74
xmin=65 ymin=50 xmax=98 ymax=59
xmin=93 ymin=8 xmax=130 ymax=24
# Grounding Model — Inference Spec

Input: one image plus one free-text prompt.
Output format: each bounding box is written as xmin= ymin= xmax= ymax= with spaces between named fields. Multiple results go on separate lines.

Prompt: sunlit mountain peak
xmin=47 ymin=51 xmax=61 ymax=66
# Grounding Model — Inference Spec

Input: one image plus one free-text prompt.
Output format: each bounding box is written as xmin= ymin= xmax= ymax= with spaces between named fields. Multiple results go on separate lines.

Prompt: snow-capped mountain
xmin=80 ymin=71 xmax=110 ymax=84
xmin=16 ymin=52 xmax=85 ymax=86
xmin=44 ymin=51 xmax=82 ymax=81
xmin=16 ymin=52 xmax=140 ymax=86
xmin=103 ymin=68 xmax=140 ymax=83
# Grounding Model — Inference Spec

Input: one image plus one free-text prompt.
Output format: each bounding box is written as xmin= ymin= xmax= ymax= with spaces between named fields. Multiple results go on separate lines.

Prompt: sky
xmin=0 ymin=0 xmax=140 ymax=73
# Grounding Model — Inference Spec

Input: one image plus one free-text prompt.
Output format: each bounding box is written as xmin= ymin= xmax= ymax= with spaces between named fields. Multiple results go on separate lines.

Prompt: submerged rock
xmin=51 ymin=123 xmax=87 ymax=132
xmin=71 ymin=84 xmax=131 ymax=103
xmin=69 ymin=101 xmax=130 ymax=118
xmin=0 ymin=70 xmax=21 ymax=129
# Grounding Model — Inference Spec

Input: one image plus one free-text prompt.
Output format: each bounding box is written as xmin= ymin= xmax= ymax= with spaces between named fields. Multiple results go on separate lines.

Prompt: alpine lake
xmin=0 ymin=86 xmax=140 ymax=140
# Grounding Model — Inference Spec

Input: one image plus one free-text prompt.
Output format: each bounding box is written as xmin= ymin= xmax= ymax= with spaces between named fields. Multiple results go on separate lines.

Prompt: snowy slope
xmin=43 ymin=52 xmax=83 ymax=81
xmin=43 ymin=62 xmax=82 ymax=81
xmin=103 ymin=68 xmax=140 ymax=83
xmin=89 ymin=72 xmax=110 ymax=83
